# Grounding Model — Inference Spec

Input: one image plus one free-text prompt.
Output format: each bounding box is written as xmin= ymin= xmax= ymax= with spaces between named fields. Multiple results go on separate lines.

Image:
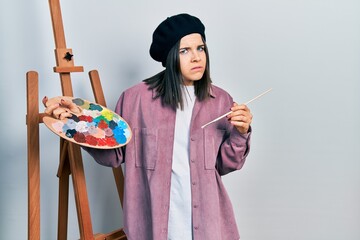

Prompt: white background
xmin=1 ymin=0 xmax=359 ymax=239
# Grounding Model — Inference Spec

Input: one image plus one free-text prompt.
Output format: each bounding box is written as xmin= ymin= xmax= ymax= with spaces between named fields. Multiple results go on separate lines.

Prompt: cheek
xmin=179 ymin=59 xmax=189 ymax=72
xmin=201 ymin=52 xmax=207 ymax=64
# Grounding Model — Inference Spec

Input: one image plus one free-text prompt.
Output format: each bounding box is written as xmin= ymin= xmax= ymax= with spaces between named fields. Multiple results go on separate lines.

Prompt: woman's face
xmin=179 ymin=33 xmax=207 ymax=86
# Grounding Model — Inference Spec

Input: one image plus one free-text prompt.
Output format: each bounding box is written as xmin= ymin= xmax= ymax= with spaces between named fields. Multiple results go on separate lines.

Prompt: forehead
xmin=180 ymin=33 xmax=204 ymax=47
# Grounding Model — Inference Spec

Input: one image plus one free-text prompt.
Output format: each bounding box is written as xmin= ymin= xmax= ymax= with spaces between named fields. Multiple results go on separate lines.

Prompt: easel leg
xmin=57 ymin=139 xmax=70 ymax=240
xmin=68 ymin=143 xmax=94 ymax=240
xmin=27 ymin=71 xmax=41 ymax=240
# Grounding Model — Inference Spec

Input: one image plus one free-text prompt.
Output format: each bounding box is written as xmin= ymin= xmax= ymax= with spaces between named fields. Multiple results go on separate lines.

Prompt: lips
xmin=191 ymin=66 xmax=203 ymax=71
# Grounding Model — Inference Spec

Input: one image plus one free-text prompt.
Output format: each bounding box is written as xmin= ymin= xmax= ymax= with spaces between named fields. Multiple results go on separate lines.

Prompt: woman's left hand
xmin=227 ymin=103 xmax=253 ymax=134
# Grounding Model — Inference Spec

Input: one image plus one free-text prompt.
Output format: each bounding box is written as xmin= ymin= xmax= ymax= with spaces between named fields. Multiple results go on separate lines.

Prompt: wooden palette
xmin=43 ymin=96 xmax=132 ymax=149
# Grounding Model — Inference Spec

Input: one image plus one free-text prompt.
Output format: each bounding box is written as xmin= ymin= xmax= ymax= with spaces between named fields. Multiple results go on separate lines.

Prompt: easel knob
xmin=53 ymin=48 xmax=84 ymax=73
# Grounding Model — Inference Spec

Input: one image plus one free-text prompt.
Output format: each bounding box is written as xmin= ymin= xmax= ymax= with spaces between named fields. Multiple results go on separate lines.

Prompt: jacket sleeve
xmin=216 ymin=126 xmax=251 ymax=176
xmin=83 ymin=146 xmax=124 ymax=168
xmin=82 ymin=92 xmax=127 ymax=168
xmin=214 ymin=89 xmax=252 ymax=175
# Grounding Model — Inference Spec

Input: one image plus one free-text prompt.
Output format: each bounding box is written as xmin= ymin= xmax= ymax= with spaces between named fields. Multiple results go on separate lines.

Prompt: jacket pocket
xmin=134 ymin=128 xmax=158 ymax=170
xmin=204 ymin=129 xmax=226 ymax=170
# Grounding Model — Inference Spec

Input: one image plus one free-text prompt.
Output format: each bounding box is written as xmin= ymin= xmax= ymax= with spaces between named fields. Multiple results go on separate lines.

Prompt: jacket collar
xmin=209 ymin=85 xmax=216 ymax=98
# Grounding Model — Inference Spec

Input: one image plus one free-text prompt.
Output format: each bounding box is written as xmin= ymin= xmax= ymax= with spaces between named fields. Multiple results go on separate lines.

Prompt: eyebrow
xmin=179 ymin=44 xmax=205 ymax=49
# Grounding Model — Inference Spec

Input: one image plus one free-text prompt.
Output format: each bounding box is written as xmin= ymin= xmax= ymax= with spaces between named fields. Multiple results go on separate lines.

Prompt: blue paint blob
xmin=118 ymin=120 xmax=128 ymax=129
xmin=108 ymin=120 xmax=118 ymax=130
xmin=113 ymin=126 xmax=125 ymax=136
xmin=89 ymin=103 xmax=103 ymax=111
xmin=69 ymin=115 xmax=80 ymax=122
xmin=65 ymin=129 xmax=77 ymax=138
xmin=114 ymin=133 xmax=127 ymax=144
xmin=72 ymin=98 xmax=85 ymax=106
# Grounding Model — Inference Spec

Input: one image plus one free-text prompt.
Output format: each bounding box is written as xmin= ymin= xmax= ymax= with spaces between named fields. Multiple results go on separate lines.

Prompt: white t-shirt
xmin=168 ymin=85 xmax=196 ymax=240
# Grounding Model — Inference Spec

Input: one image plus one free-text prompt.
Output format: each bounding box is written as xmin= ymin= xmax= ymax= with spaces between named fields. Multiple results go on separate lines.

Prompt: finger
xmin=42 ymin=96 xmax=48 ymax=107
xmin=230 ymin=120 xmax=248 ymax=127
xmin=230 ymin=117 xmax=252 ymax=128
xmin=59 ymin=112 xmax=73 ymax=120
xmin=231 ymin=109 xmax=247 ymax=116
xmin=228 ymin=109 xmax=250 ymax=120
xmin=230 ymin=120 xmax=249 ymax=130
xmin=60 ymin=99 xmax=81 ymax=114
xmin=44 ymin=103 xmax=60 ymax=115
xmin=229 ymin=115 xmax=248 ymax=123
xmin=53 ymin=108 xmax=68 ymax=119
xmin=230 ymin=121 xmax=250 ymax=134
xmin=231 ymin=103 xmax=249 ymax=112
xmin=230 ymin=111 xmax=253 ymax=124
xmin=69 ymin=104 xmax=81 ymax=114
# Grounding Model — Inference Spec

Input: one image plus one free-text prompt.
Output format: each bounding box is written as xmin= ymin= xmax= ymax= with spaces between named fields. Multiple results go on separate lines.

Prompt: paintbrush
xmin=201 ymin=88 xmax=272 ymax=129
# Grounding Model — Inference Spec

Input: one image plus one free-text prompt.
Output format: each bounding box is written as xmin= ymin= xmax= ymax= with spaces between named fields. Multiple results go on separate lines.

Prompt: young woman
xmin=45 ymin=13 xmax=252 ymax=240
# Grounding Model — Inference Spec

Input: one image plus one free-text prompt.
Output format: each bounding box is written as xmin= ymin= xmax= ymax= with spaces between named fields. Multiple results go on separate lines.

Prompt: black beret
xmin=149 ymin=13 xmax=206 ymax=67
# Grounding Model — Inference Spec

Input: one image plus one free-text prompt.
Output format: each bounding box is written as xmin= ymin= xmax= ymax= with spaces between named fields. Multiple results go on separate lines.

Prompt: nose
xmin=191 ymin=51 xmax=201 ymax=62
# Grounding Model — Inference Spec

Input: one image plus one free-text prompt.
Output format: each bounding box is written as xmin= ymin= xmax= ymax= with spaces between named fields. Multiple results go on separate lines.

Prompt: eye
xmin=197 ymin=45 xmax=205 ymax=52
xmin=179 ymin=48 xmax=188 ymax=55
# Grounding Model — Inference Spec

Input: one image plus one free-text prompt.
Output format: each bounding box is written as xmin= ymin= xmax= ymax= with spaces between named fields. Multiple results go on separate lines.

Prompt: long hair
xmin=144 ymin=37 xmax=212 ymax=110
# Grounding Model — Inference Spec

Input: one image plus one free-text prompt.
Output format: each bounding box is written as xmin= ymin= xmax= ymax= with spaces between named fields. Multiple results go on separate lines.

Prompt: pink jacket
xmin=85 ymin=82 xmax=251 ymax=240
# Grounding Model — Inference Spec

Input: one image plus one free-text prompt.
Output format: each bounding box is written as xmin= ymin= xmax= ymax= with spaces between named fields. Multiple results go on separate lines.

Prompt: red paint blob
xmin=79 ymin=115 xmax=94 ymax=122
xmin=97 ymin=138 xmax=108 ymax=146
xmin=73 ymin=132 xmax=86 ymax=143
xmin=85 ymin=135 xmax=98 ymax=146
xmin=105 ymin=137 xmax=117 ymax=146
xmin=98 ymin=119 xmax=108 ymax=129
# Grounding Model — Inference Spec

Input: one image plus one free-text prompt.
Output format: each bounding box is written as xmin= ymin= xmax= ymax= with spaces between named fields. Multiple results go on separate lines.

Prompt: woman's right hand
xmin=42 ymin=96 xmax=81 ymax=120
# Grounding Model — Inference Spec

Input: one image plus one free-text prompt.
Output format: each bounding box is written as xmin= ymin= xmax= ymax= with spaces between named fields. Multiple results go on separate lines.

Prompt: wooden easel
xmin=26 ymin=0 xmax=127 ymax=239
